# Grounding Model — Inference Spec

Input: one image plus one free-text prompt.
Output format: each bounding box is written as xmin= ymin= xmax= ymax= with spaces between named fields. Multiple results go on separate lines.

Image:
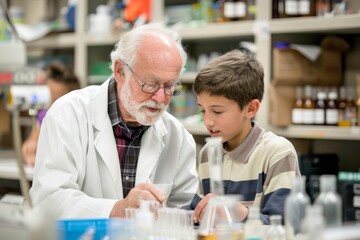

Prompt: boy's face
xmin=197 ymin=92 xmax=255 ymax=151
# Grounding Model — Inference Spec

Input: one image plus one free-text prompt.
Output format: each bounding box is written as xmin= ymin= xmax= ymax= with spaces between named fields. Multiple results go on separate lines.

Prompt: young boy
xmin=191 ymin=49 xmax=300 ymax=224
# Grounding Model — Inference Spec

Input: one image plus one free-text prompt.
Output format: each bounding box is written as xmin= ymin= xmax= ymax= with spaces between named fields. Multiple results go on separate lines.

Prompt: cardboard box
xmin=269 ymin=84 xmax=296 ymax=127
xmin=273 ymin=48 xmax=342 ymax=86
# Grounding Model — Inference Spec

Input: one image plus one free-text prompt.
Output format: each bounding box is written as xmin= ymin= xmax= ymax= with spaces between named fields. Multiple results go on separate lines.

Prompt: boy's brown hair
xmin=193 ymin=49 xmax=264 ymax=110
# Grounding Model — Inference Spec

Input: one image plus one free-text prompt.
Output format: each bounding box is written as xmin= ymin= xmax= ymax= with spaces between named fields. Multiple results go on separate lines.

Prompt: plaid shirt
xmin=107 ymin=78 xmax=149 ymax=197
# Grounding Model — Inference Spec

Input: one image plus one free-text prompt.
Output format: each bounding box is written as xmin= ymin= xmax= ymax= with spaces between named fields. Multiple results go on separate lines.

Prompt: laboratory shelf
xmin=26 ymin=32 xmax=77 ymax=49
xmin=270 ymin=14 xmax=360 ymax=34
xmin=180 ymin=72 xmax=197 ymax=84
xmin=270 ymin=125 xmax=360 ymax=141
xmin=85 ymin=31 xmax=123 ymax=46
xmin=176 ymin=20 xmax=254 ymax=40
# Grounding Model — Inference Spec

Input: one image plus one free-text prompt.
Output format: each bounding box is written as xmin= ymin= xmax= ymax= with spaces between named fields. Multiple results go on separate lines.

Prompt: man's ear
xmin=247 ymin=99 xmax=260 ymax=119
xmin=114 ymin=60 xmax=125 ymax=82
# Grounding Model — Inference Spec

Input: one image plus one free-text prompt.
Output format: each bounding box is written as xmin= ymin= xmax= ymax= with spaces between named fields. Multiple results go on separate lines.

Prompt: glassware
xmin=206 ymin=137 xmax=224 ymax=195
xmin=197 ymin=195 xmax=245 ymax=240
xmin=285 ymin=176 xmax=311 ymax=239
xmin=314 ymin=174 xmax=342 ymax=227
xmin=265 ymin=215 xmax=286 ymax=240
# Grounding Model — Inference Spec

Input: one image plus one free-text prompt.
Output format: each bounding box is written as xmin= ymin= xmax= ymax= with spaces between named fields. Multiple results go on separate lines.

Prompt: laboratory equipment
xmin=197 ymin=194 xmax=244 ymax=240
xmin=206 ymin=137 xmax=224 ymax=195
xmin=244 ymin=206 xmax=263 ymax=240
xmin=284 ymin=176 xmax=310 ymax=239
xmin=314 ymin=174 xmax=342 ymax=227
xmin=265 ymin=215 xmax=286 ymax=240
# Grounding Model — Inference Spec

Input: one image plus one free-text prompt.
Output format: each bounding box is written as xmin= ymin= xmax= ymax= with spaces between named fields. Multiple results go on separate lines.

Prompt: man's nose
xmin=151 ymin=88 xmax=168 ymax=103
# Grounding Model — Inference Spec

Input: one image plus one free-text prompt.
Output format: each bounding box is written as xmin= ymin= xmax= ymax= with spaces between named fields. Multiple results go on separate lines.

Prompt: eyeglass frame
xmin=123 ymin=63 xmax=183 ymax=96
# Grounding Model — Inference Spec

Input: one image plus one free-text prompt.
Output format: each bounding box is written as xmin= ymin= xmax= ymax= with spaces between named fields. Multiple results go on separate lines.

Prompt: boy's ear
xmin=247 ymin=99 xmax=260 ymax=119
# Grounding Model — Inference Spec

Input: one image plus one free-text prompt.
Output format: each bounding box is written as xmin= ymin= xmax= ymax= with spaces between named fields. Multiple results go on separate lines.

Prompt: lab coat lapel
xmin=136 ymin=120 xmax=167 ymax=184
xmin=92 ymin=79 xmax=123 ymax=197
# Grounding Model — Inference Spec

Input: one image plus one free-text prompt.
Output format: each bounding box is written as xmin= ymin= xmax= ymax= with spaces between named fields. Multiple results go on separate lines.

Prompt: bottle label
xmin=224 ymin=2 xmax=236 ymax=18
xmin=292 ymin=108 xmax=303 ymax=124
xmin=303 ymin=109 xmax=314 ymax=124
xmin=314 ymin=109 xmax=325 ymax=124
xmin=285 ymin=0 xmax=298 ymax=15
xmin=235 ymin=2 xmax=246 ymax=17
xmin=326 ymin=109 xmax=339 ymax=124
xmin=299 ymin=0 xmax=310 ymax=14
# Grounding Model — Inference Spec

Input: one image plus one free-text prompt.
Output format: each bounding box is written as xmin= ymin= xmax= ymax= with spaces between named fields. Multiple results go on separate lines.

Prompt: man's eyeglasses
xmin=124 ymin=63 xmax=183 ymax=96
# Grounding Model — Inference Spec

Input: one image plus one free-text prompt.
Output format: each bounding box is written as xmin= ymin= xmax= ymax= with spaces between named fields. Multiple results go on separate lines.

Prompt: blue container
xmin=57 ymin=218 xmax=109 ymax=240
xmin=57 ymin=218 xmax=135 ymax=240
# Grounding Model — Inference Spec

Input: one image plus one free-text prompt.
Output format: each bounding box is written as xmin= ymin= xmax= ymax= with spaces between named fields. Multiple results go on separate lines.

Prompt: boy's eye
xmin=213 ymin=110 xmax=223 ymax=114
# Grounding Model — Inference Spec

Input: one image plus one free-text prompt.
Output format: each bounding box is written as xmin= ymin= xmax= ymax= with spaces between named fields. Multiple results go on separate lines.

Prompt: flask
xmin=300 ymin=205 xmax=325 ymax=240
xmin=265 ymin=215 xmax=286 ymax=240
xmin=244 ymin=206 xmax=263 ymax=240
xmin=314 ymin=88 xmax=327 ymax=125
xmin=314 ymin=174 xmax=342 ymax=227
xmin=292 ymin=86 xmax=304 ymax=125
xmin=197 ymin=195 xmax=244 ymax=240
xmin=325 ymin=88 xmax=339 ymax=126
xmin=285 ymin=176 xmax=310 ymax=239
xmin=302 ymin=85 xmax=315 ymax=125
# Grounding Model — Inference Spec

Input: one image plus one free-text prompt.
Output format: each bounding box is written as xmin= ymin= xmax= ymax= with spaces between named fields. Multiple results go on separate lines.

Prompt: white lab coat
xmin=29 ymin=79 xmax=198 ymax=219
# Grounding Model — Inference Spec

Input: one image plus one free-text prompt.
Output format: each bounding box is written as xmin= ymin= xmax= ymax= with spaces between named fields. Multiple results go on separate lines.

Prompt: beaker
xmin=197 ymin=194 xmax=245 ymax=240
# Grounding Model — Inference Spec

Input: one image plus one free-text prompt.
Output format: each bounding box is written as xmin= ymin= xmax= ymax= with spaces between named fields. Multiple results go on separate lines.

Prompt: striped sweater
xmin=193 ymin=121 xmax=300 ymax=224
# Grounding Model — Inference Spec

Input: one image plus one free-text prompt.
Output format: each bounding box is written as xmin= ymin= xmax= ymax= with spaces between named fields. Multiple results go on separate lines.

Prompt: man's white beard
xmin=120 ymin=81 xmax=167 ymax=126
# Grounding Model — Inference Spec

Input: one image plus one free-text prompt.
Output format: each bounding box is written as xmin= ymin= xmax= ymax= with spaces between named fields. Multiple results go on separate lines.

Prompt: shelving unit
xmin=22 ymin=0 xmax=360 ymax=170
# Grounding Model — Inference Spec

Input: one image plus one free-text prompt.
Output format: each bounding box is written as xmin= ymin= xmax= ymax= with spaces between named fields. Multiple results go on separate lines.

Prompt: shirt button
xmin=125 ymin=176 xmax=129 ymax=181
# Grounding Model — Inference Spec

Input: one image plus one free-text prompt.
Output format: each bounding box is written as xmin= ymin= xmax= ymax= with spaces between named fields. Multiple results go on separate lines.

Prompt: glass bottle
xmin=234 ymin=0 xmax=247 ymax=21
xmin=298 ymin=0 xmax=317 ymax=17
xmin=300 ymin=205 xmax=326 ymax=240
xmin=292 ymin=86 xmax=304 ymax=125
xmin=325 ymin=88 xmax=339 ymax=126
xmin=314 ymin=174 xmax=342 ymax=227
xmin=244 ymin=206 xmax=263 ymax=240
xmin=246 ymin=0 xmax=256 ymax=20
xmin=265 ymin=215 xmax=286 ymax=240
xmin=314 ymin=88 xmax=327 ymax=125
xmin=285 ymin=176 xmax=311 ymax=239
xmin=283 ymin=0 xmax=299 ymax=18
xmin=345 ymin=86 xmax=358 ymax=127
xmin=222 ymin=0 xmax=237 ymax=21
xmin=337 ymin=86 xmax=348 ymax=127
xmin=302 ymin=85 xmax=315 ymax=125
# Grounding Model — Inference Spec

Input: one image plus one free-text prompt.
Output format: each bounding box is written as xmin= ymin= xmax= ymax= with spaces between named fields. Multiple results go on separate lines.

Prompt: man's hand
xmin=110 ymin=183 xmax=167 ymax=218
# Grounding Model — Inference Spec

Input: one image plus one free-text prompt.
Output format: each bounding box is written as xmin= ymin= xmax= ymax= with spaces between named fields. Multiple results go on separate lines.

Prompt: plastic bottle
xmin=314 ymin=174 xmax=342 ymax=227
xmin=265 ymin=215 xmax=286 ymax=240
xmin=234 ymin=0 xmax=247 ymax=21
xmin=285 ymin=176 xmax=311 ymax=240
xmin=298 ymin=0 xmax=317 ymax=17
xmin=345 ymin=86 xmax=358 ymax=127
xmin=283 ymin=0 xmax=299 ymax=18
xmin=244 ymin=206 xmax=263 ymax=240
